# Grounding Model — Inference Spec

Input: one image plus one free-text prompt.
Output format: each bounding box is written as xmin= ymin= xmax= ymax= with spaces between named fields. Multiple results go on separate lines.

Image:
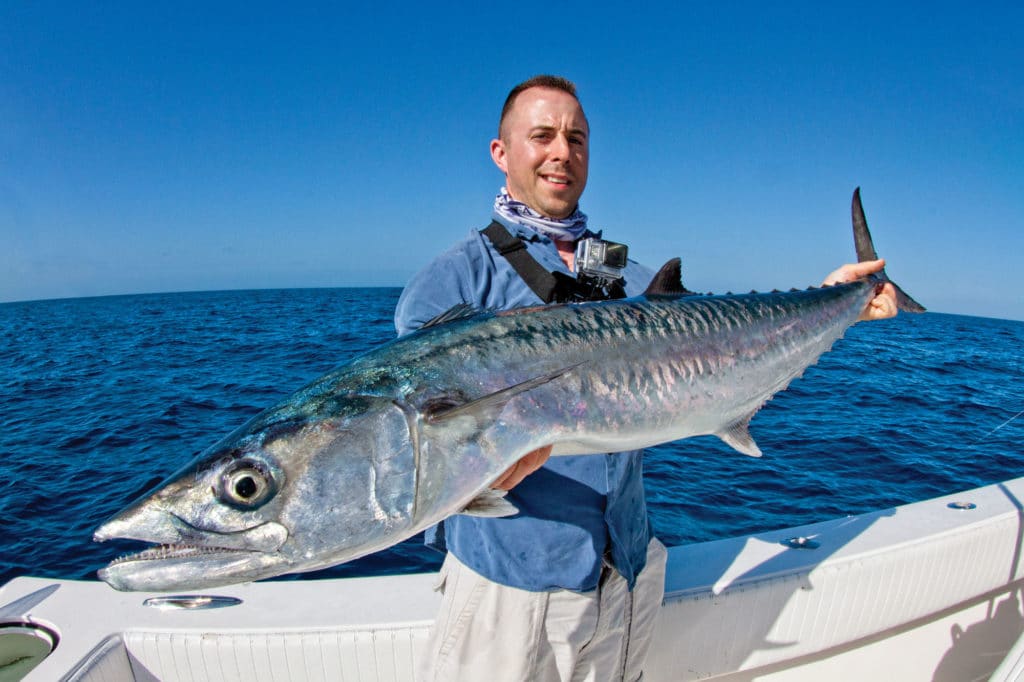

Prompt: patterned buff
xmin=493 ymin=187 xmax=589 ymax=242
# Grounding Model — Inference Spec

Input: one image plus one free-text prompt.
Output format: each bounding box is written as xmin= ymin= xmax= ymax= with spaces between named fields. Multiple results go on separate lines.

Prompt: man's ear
xmin=490 ymin=138 xmax=508 ymax=174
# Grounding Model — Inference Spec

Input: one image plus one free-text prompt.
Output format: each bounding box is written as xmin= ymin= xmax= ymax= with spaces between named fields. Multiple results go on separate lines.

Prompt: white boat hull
xmin=4 ymin=477 xmax=1024 ymax=681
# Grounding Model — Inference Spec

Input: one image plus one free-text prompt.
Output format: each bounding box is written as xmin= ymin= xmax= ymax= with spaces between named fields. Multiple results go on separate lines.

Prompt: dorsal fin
xmin=421 ymin=303 xmax=485 ymax=329
xmin=643 ymin=258 xmax=696 ymax=298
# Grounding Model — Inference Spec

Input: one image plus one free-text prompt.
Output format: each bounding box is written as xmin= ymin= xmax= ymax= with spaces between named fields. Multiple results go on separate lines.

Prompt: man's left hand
xmin=822 ymin=259 xmax=897 ymax=321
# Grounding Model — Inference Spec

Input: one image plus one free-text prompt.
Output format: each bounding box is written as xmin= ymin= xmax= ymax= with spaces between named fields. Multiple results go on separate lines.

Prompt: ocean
xmin=1 ymin=288 xmax=1022 ymax=586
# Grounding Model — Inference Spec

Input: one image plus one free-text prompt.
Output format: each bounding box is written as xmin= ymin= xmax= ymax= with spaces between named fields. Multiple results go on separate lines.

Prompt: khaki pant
xmin=417 ymin=538 xmax=667 ymax=682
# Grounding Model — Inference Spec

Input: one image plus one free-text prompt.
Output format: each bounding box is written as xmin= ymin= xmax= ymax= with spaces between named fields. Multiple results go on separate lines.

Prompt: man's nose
xmin=549 ymin=133 xmax=571 ymax=161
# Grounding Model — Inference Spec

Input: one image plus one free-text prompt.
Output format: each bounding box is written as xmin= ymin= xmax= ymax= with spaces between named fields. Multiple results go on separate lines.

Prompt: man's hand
xmin=491 ymin=445 xmax=552 ymax=490
xmin=822 ymin=258 xmax=897 ymax=321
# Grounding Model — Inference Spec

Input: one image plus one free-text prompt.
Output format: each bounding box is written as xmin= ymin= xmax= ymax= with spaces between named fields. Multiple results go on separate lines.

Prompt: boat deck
xmin=3 ymin=477 xmax=1024 ymax=681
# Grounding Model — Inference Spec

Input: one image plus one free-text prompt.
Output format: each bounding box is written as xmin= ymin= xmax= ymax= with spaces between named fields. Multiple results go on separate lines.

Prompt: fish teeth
xmin=109 ymin=544 xmax=245 ymax=565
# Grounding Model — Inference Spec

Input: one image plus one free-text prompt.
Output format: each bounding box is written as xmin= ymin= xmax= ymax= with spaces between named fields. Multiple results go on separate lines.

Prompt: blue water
xmin=1 ymin=289 xmax=1022 ymax=586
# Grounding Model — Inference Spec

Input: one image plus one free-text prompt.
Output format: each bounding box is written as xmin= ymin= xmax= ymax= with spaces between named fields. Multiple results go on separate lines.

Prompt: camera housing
xmin=575 ymin=238 xmax=628 ymax=280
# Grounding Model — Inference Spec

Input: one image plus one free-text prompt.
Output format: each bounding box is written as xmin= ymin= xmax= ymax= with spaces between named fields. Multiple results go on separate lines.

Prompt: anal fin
xmin=716 ymin=414 xmax=763 ymax=457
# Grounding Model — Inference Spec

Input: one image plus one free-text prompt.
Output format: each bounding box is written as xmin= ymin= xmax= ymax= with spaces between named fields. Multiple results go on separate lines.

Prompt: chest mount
xmin=481 ymin=221 xmax=627 ymax=303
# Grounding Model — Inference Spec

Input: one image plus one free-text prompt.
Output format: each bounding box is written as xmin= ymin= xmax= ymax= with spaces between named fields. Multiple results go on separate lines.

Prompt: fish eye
xmin=218 ymin=459 xmax=277 ymax=509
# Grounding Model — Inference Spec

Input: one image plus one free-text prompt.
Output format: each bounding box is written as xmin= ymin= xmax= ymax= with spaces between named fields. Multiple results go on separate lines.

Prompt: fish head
xmin=95 ymin=393 xmax=419 ymax=591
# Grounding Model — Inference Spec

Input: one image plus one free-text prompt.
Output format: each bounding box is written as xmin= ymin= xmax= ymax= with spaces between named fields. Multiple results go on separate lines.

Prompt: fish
xmin=94 ymin=188 xmax=925 ymax=591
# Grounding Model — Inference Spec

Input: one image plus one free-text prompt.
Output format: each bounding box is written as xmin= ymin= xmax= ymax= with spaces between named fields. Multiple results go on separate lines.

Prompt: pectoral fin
xmin=716 ymin=414 xmax=762 ymax=457
xmin=425 ymin=364 xmax=580 ymax=425
xmin=460 ymin=489 xmax=520 ymax=518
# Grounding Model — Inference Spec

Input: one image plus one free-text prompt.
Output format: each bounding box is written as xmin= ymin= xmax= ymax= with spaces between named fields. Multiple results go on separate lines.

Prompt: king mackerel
xmin=94 ymin=189 xmax=924 ymax=592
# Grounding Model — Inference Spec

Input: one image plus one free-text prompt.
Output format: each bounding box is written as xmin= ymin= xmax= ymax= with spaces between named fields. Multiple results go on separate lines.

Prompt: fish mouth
xmin=96 ymin=530 xmax=292 ymax=592
xmin=94 ymin=506 xmax=292 ymax=591
xmin=97 ymin=541 xmax=291 ymax=592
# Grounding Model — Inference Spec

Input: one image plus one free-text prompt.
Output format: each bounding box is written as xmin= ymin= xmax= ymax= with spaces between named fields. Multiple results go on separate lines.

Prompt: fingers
xmin=491 ymin=445 xmax=553 ymax=490
xmin=822 ymin=259 xmax=886 ymax=286
xmin=859 ymin=283 xmax=898 ymax=321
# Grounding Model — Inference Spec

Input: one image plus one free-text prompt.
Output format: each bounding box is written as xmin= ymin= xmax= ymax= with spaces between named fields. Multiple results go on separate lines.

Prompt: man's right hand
xmin=490 ymin=445 xmax=552 ymax=490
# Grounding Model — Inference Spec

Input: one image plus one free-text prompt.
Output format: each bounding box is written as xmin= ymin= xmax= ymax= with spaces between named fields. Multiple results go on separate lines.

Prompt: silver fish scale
xmin=374 ymin=282 xmax=877 ymax=458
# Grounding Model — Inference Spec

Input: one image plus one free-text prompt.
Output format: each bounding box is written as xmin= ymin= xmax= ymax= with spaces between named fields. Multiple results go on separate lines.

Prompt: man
xmin=395 ymin=75 xmax=896 ymax=682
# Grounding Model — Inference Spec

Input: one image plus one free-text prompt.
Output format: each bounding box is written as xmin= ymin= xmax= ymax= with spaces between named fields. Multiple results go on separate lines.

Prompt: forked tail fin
xmin=852 ymin=187 xmax=926 ymax=313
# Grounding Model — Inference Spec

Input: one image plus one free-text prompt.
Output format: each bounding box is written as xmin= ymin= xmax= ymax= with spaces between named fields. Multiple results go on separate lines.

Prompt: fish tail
xmin=851 ymin=187 xmax=926 ymax=313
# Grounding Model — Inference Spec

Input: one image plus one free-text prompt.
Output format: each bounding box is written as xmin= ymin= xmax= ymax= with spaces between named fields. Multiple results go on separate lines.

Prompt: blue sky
xmin=2 ymin=3 xmax=1021 ymax=320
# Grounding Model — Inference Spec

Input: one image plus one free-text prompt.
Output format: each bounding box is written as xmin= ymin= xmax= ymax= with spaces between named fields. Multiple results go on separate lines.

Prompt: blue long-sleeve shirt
xmin=394 ymin=214 xmax=656 ymax=591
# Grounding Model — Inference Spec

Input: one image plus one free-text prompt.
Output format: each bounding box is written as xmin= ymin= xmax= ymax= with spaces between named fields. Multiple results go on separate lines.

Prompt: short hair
xmin=498 ymin=75 xmax=581 ymax=138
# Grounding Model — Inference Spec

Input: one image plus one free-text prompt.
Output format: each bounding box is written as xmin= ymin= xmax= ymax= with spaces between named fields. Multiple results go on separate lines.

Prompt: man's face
xmin=491 ymin=87 xmax=589 ymax=220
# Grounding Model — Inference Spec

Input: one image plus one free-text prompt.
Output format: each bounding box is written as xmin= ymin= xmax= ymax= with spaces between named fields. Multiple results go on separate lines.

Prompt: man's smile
xmin=541 ymin=174 xmax=571 ymax=187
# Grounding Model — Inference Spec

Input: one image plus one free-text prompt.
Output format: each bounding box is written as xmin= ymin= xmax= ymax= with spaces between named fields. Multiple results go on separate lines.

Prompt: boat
xmin=3 ymin=476 xmax=1024 ymax=681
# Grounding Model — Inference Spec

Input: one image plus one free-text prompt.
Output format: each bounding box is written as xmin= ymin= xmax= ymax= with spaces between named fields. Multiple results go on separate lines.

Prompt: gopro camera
xmin=574 ymin=238 xmax=628 ymax=280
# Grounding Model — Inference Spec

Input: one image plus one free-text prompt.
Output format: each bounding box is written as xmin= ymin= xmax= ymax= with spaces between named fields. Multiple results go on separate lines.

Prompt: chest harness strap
xmin=480 ymin=221 xmax=626 ymax=303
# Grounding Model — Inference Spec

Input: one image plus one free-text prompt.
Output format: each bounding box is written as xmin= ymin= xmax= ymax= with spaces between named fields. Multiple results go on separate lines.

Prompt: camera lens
xmin=604 ymin=243 xmax=628 ymax=268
